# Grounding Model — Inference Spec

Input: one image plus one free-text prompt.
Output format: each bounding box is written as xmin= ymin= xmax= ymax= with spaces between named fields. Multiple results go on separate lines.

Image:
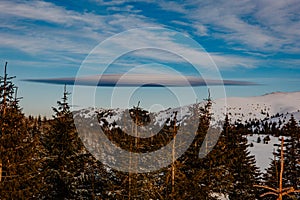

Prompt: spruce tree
xmin=0 ymin=62 xmax=43 ymax=199
xmin=282 ymin=115 xmax=300 ymax=195
xmin=173 ymin=95 xmax=217 ymax=199
xmin=221 ymin=115 xmax=260 ymax=199
xmin=42 ymin=85 xmax=86 ymax=199
xmin=207 ymin=115 xmax=234 ymax=196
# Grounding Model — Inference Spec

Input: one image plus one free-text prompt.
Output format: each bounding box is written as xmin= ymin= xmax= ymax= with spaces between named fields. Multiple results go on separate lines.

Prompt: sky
xmin=1 ymin=0 xmax=300 ymax=116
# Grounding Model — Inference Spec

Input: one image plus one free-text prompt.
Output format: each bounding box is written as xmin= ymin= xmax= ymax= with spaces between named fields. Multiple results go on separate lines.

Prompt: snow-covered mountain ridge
xmin=73 ymin=91 xmax=300 ymax=128
xmin=212 ymin=91 xmax=300 ymax=124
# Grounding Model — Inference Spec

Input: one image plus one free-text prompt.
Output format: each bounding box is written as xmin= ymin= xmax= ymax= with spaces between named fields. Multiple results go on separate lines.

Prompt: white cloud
xmin=0 ymin=0 xmax=89 ymax=26
xmin=157 ymin=1 xmax=187 ymax=14
xmin=0 ymin=0 xmax=158 ymax=64
xmin=93 ymin=0 xmax=128 ymax=6
xmin=2 ymin=0 xmax=297 ymax=74
xmin=157 ymin=0 xmax=300 ymax=53
xmin=194 ymin=24 xmax=208 ymax=36
xmin=80 ymin=27 xmax=260 ymax=75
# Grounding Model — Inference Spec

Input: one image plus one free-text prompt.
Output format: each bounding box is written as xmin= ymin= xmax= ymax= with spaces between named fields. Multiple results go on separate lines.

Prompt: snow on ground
xmin=212 ymin=91 xmax=300 ymax=124
xmin=211 ymin=193 xmax=229 ymax=200
xmin=153 ymin=104 xmax=193 ymax=126
xmin=101 ymin=108 xmax=125 ymax=124
xmin=247 ymin=134 xmax=280 ymax=173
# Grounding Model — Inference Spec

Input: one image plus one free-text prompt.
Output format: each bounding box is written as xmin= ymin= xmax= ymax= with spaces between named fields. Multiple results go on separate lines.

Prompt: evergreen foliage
xmin=209 ymin=115 xmax=260 ymax=199
xmin=41 ymin=85 xmax=87 ymax=199
xmin=0 ymin=62 xmax=43 ymax=199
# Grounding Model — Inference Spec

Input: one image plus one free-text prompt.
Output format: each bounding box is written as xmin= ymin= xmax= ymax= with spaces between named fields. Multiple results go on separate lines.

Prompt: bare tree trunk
xmin=254 ymin=137 xmax=300 ymax=199
xmin=128 ymin=121 xmax=133 ymax=200
xmin=171 ymin=132 xmax=176 ymax=197
xmin=278 ymin=137 xmax=284 ymax=200
xmin=171 ymin=112 xmax=177 ymax=198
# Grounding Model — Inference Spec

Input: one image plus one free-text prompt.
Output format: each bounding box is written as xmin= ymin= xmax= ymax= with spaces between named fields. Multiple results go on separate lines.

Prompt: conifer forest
xmin=1 ymin=62 xmax=299 ymax=200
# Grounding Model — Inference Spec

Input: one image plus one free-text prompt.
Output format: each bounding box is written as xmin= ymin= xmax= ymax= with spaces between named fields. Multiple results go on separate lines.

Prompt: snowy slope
xmin=212 ymin=91 xmax=300 ymax=124
xmin=73 ymin=91 xmax=300 ymax=128
xmin=247 ymin=134 xmax=281 ymax=172
xmin=73 ymin=103 xmax=203 ymax=131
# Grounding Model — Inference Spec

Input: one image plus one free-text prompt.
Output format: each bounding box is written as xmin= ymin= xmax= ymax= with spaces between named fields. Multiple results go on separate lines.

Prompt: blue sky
xmin=1 ymin=0 xmax=300 ymax=116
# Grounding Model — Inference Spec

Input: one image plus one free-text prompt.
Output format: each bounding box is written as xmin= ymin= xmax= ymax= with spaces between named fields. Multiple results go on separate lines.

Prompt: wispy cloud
xmin=158 ymin=0 xmax=300 ymax=53
xmin=82 ymin=27 xmax=260 ymax=74
xmin=0 ymin=0 xmax=158 ymax=60
xmin=1 ymin=0 xmax=299 ymax=76
xmin=0 ymin=0 xmax=99 ymax=26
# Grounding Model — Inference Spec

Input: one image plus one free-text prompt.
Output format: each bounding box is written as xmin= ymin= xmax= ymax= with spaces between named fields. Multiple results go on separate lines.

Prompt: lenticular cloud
xmin=23 ymin=74 xmax=256 ymax=87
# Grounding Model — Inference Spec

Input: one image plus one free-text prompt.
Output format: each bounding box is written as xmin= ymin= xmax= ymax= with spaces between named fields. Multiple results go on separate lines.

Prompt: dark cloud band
xmin=23 ymin=74 xmax=257 ymax=87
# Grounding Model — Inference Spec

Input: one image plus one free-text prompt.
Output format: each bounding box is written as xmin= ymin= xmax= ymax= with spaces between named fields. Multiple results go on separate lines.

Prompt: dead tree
xmin=254 ymin=137 xmax=300 ymax=199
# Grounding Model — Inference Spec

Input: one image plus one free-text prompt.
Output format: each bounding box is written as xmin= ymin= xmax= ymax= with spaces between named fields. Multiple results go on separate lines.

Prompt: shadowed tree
xmin=42 ymin=85 xmax=87 ymax=199
xmin=0 ymin=62 xmax=43 ymax=199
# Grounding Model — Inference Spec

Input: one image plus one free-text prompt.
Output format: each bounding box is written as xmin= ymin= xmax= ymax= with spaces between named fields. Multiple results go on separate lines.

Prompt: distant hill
xmin=211 ymin=91 xmax=300 ymax=129
xmin=73 ymin=91 xmax=300 ymax=129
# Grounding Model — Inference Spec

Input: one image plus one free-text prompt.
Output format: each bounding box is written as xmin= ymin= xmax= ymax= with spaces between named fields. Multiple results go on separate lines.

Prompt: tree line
xmin=0 ymin=62 xmax=299 ymax=199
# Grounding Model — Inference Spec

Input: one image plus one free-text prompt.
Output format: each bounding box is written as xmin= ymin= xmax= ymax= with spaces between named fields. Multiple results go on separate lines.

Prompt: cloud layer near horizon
xmin=23 ymin=74 xmax=257 ymax=87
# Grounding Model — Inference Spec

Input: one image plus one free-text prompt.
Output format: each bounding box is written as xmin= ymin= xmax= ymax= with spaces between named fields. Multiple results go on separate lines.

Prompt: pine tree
xmin=42 ymin=85 xmax=86 ymax=199
xmin=221 ymin=115 xmax=260 ymax=199
xmin=0 ymin=62 xmax=43 ymax=199
xmin=281 ymin=115 xmax=300 ymax=195
xmin=206 ymin=115 xmax=234 ymax=195
xmin=173 ymin=94 xmax=217 ymax=199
